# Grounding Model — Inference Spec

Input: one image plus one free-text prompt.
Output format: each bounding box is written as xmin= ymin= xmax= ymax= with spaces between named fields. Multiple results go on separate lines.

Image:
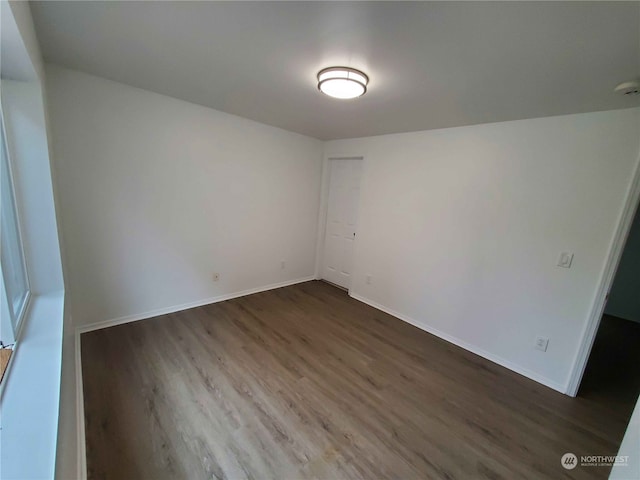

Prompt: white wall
xmin=46 ymin=66 xmax=323 ymax=479
xmin=46 ymin=65 xmax=324 ymax=329
xmin=325 ymin=107 xmax=640 ymax=393
xmin=605 ymin=205 xmax=640 ymax=323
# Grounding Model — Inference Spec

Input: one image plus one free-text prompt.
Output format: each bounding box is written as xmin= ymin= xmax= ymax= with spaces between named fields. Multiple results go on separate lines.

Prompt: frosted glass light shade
xmin=317 ymin=67 xmax=368 ymax=99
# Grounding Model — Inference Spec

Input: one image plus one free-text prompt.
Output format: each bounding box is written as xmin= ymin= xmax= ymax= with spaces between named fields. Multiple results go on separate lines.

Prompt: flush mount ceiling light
xmin=317 ymin=67 xmax=369 ymax=99
xmin=614 ymin=80 xmax=640 ymax=96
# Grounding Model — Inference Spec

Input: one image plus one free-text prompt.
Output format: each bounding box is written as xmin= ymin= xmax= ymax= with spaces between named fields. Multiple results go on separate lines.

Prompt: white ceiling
xmin=31 ymin=1 xmax=640 ymax=140
xmin=1 ymin=1 xmax=38 ymax=82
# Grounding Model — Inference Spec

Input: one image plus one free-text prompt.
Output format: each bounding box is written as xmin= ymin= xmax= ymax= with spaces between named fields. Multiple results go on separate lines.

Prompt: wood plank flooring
xmin=81 ymin=281 xmax=636 ymax=480
xmin=0 ymin=348 xmax=12 ymax=383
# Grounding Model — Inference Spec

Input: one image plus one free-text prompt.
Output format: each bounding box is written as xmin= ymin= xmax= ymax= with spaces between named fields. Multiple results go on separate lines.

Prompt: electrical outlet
xmin=534 ymin=336 xmax=549 ymax=352
xmin=366 ymin=275 xmax=372 ymax=285
xmin=213 ymin=273 xmax=220 ymax=282
xmin=281 ymin=260 xmax=286 ymax=270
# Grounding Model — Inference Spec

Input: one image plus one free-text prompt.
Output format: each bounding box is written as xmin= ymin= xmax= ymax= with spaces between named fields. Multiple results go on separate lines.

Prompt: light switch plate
xmin=557 ymin=252 xmax=574 ymax=268
xmin=534 ymin=336 xmax=549 ymax=352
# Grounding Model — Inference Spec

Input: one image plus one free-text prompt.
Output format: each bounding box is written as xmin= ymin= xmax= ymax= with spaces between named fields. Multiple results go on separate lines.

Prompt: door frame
xmin=566 ymin=150 xmax=640 ymax=396
xmin=314 ymin=154 xmax=365 ymax=293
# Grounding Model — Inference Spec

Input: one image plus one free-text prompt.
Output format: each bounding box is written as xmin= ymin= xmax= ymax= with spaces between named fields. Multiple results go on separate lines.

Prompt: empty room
xmin=1 ymin=1 xmax=640 ymax=479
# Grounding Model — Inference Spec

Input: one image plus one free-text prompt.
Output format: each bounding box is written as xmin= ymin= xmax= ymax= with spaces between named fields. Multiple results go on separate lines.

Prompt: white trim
xmin=12 ymin=291 xmax=32 ymax=343
xmin=0 ymin=106 xmax=32 ymax=297
xmin=0 ymin=293 xmax=64 ymax=479
xmin=76 ymin=275 xmax=315 ymax=334
xmin=349 ymin=292 xmax=567 ymax=394
xmin=0 ymin=109 xmax=33 ymax=337
xmin=313 ymin=155 xmax=330 ymax=279
xmin=75 ymin=327 xmax=87 ymax=480
xmin=565 ymin=149 xmax=640 ymax=397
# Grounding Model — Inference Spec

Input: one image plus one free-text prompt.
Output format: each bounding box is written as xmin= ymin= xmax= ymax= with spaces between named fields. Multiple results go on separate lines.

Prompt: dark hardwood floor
xmin=81 ymin=281 xmax=637 ymax=479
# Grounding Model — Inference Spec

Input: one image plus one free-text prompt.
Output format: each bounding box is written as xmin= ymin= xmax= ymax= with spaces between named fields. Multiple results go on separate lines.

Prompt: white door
xmin=322 ymin=158 xmax=363 ymax=289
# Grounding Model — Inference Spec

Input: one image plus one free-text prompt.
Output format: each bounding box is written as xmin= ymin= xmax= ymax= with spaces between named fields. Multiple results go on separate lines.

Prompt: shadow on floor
xmin=578 ymin=315 xmax=640 ymax=413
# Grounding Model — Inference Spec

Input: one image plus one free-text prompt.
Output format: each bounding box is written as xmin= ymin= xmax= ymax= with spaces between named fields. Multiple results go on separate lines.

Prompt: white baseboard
xmin=349 ymin=292 xmax=568 ymax=394
xmin=76 ymin=275 xmax=316 ymax=334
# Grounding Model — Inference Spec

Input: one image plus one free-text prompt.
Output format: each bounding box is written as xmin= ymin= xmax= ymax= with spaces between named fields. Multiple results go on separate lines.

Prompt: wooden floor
xmin=82 ymin=281 xmax=636 ymax=480
xmin=0 ymin=348 xmax=12 ymax=383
